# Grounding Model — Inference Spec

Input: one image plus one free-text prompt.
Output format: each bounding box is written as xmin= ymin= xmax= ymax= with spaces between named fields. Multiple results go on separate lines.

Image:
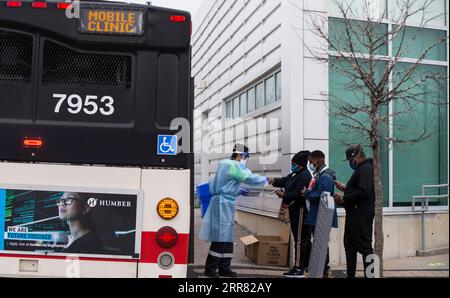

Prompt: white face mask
xmin=308 ymin=162 xmax=316 ymax=172
xmin=240 ymin=159 xmax=248 ymax=166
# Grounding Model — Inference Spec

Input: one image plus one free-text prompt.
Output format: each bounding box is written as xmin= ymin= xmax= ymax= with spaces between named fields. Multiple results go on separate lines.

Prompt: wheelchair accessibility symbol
xmin=157 ymin=135 xmax=178 ymax=156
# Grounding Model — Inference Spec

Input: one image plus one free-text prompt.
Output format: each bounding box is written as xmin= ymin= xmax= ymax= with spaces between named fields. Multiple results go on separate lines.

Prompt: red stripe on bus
xmin=0 ymin=253 xmax=137 ymax=263
xmin=0 ymin=232 xmax=190 ymax=264
xmin=139 ymin=231 xmax=189 ymax=264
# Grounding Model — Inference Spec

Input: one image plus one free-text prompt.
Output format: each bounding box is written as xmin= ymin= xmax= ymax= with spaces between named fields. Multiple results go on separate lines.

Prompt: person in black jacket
xmin=271 ymin=151 xmax=312 ymax=278
xmin=334 ymin=145 xmax=375 ymax=278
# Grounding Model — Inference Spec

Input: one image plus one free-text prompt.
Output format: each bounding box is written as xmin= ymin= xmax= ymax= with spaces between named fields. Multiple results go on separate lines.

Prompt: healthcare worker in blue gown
xmin=200 ymin=145 xmax=272 ymax=278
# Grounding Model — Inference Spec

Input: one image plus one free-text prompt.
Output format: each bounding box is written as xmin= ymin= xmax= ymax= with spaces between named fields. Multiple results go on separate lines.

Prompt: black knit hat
xmin=292 ymin=151 xmax=310 ymax=167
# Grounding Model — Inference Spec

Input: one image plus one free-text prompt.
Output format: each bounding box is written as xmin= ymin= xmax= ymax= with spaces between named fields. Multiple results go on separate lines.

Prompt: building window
xmin=275 ymin=71 xmax=282 ymax=101
xmin=233 ymin=97 xmax=240 ymax=118
xmin=329 ymin=17 xmax=388 ymax=56
xmin=256 ymin=82 xmax=265 ymax=110
xmin=226 ymin=100 xmax=233 ymax=119
xmin=224 ymin=71 xmax=281 ymax=120
xmin=329 ymin=0 xmax=387 ymax=20
xmin=389 ymin=0 xmax=447 ymax=27
xmin=265 ymin=75 xmax=276 ymax=105
xmin=393 ymin=27 xmax=447 ymax=61
xmin=328 ymin=15 xmax=449 ymax=208
xmin=328 ymin=58 xmax=390 ymax=207
xmin=392 ymin=63 xmax=448 ymax=206
xmin=240 ymin=93 xmax=247 ymax=116
xmin=247 ymin=87 xmax=256 ymax=113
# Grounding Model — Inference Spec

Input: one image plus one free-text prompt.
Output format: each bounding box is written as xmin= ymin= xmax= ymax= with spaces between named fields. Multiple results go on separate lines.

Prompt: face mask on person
xmin=291 ymin=164 xmax=298 ymax=173
xmin=308 ymin=161 xmax=317 ymax=172
xmin=240 ymin=159 xmax=248 ymax=166
xmin=349 ymin=159 xmax=358 ymax=171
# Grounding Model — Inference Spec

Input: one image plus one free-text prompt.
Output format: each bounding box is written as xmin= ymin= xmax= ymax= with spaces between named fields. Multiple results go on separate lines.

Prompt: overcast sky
xmin=125 ymin=0 xmax=204 ymax=16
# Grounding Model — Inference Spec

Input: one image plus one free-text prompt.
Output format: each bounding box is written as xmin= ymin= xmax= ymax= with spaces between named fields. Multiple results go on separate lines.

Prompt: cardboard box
xmin=240 ymin=235 xmax=289 ymax=267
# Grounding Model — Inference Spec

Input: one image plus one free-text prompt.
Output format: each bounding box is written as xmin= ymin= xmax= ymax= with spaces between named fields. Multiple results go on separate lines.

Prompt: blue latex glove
xmin=240 ymin=188 xmax=250 ymax=196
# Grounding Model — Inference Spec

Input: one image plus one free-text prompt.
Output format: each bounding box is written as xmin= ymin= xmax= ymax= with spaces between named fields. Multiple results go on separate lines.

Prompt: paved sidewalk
xmin=332 ymin=254 xmax=449 ymax=278
xmin=190 ymin=208 xmax=449 ymax=278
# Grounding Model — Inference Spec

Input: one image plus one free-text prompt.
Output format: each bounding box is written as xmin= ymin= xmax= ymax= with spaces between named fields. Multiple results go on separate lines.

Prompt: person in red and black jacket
xmin=271 ymin=151 xmax=312 ymax=278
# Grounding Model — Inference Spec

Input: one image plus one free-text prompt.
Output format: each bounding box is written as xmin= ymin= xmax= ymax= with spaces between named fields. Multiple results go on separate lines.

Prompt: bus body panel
xmin=0 ymin=162 xmax=190 ymax=278
xmin=140 ymin=169 xmax=191 ymax=234
xmin=0 ymin=256 xmax=138 ymax=278
xmin=138 ymin=264 xmax=187 ymax=279
xmin=0 ymin=1 xmax=192 ymax=169
xmin=0 ymin=162 xmax=142 ymax=190
xmin=0 ymin=2 xmax=191 ymax=49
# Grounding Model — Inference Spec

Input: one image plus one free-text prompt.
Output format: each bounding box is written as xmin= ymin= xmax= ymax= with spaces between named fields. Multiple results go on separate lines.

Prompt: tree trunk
xmin=371 ymin=131 xmax=384 ymax=278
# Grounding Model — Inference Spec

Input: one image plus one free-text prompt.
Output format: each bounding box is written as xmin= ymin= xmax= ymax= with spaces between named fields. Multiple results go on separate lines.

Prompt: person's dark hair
xmin=231 ymin=144 xmax=249 ymax=160
xmin=73 ymin=193 xmax=97 ymax=233
xmin=310 ymin=150 xmax=326 ymax=159
xmin=292 ymin=150 xmax=310 ymax=167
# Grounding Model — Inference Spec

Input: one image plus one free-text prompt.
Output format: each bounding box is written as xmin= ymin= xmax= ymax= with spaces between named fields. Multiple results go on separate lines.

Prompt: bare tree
xmin=305 ymin=0 xmax=448 ymax=277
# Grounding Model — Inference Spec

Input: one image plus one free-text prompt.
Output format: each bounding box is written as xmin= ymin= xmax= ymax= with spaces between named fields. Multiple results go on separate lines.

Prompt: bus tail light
xmin=57 ymin=2 xmax=72 ymax=10
xmin=156 ymin=227 xmax=178 ymax=249
xmin=170 ymin=15 xmax=186 ymax=23
xmin=22 ymin=138 xmax=45 ymax=149
xmin=32 ymin=2 xmax=48 ymax=8
xmin=6 ymin=1 xmax=22 ymax=7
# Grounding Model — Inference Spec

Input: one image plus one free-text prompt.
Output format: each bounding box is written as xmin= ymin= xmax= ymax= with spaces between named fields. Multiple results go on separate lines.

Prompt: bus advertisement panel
xmin=0 ymin=187 xmax=141 ymax=258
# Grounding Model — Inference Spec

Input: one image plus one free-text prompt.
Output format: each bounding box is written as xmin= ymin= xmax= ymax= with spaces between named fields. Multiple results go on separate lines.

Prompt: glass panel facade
xmin=393 ymin=27 xmax=447 ymax=61
xmin=329 ymin=0 xmax=387 ymax=20
xmin=275 ymin=71 xmax=282 ymax=101
xmin=328 ymin=2 xmax=448 ymax=208
xmin=240 ymin=92 xmax=247 ymax=116
xmin=224 ymin=72 xmax=281 ymax=120
xmin=329 ymin=58 xmax=390 ymax=207
xmin=329 ymin=17 xmax=388 ymax=56
xmin=233 ymin=97 xmax=240 ymax=118
xmin=265 ymin=76 xmax=276 ymax=105
xmin=256 ymin=82 xmax=265 ymax=110
xmin=389 ymin=0 xmax=447 ymax=27
xmin=247 ymin=87 xmax=256 ymax=113
xmin=393 ymin=63 xmax=448 ymax=206
xmin=226 ymin=100 xmax=233 ymax=119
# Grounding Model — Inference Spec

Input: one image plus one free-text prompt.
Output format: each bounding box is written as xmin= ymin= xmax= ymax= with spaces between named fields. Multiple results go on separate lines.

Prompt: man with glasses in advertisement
xmin=57 ymin=192 xmax=103 ymax=254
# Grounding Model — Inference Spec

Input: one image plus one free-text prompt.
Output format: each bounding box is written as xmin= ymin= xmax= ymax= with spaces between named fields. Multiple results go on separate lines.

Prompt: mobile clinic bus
xmin=0 ymin=0 xmax=193 ymax=278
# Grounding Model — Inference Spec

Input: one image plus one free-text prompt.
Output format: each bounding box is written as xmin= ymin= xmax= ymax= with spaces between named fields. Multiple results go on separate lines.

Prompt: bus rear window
xmin=42 ymin=40 xmax=132 ymax=89
xmin=0 ymin=29 xmax=33 ymax=84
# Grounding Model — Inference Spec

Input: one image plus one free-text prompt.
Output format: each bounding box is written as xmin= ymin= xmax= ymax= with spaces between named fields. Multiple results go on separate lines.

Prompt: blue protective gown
xmin=199 ymin=159 xmax=269 ymax=243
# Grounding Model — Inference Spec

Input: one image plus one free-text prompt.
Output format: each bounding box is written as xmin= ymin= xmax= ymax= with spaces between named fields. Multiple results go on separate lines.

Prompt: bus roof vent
xmin=42 ymin=40 xmax=132 ymax=89
xmin=0 ymin=29 xmax=33 ymax=84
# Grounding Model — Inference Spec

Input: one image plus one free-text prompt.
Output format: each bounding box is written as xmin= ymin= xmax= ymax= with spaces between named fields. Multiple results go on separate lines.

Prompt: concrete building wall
xmin=192 ymin=0 xmax=284 ymax=185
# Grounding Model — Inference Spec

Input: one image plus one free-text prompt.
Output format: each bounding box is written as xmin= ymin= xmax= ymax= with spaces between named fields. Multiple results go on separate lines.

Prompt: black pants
xmin=205 ymin=242 xmax=234 ymax=273
xmin=344 ymin=213 xmax=375 ymax=278
xmin=289 ymin=204 xmax=312 ymax=269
